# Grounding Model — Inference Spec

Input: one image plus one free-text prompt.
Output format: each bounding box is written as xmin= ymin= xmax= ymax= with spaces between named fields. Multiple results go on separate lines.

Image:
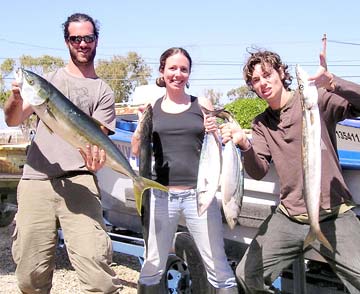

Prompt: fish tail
xmin=303 ymin=228 xmax=333 ymax=252
xmin=303 ymin=230 xmax=316 ymax=250
xmin=133 ymin=177 xmax=168 ymax=215
xmin=197 ymin=191 xmax=214 ymax=216
xmin=316 ymin=230 xmax=334 ymax=252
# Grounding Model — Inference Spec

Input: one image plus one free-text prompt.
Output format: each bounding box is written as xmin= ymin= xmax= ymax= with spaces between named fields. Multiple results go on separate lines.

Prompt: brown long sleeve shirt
xmin=243 ymin=76 xmax=360 ymax=216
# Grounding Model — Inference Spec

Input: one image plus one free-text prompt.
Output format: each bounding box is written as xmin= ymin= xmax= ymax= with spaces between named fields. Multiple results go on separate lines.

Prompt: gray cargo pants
xmin=236 ymin=208 xmax=360 ymax=294
xmin=12 ymin=174 xmax=122 ymax=294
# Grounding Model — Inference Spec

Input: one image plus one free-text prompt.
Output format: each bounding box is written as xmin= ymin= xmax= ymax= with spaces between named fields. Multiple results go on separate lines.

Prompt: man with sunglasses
xmin=4 ymin=13 xmax=123 ymax=294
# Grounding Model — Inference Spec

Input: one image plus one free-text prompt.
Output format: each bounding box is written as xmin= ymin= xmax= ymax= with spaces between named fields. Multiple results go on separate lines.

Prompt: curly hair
xmin=243 ymin=49 xmax=293 ymax=91
xmin=62 ymin=13 xmax=100 ymax=41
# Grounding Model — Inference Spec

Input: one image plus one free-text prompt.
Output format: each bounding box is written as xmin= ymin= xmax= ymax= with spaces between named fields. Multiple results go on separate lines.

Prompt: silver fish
xmin=197 ymin=132 xmax=222 ymax=216
xmin=216 ymin=110 xmax=244 ymax=230
xmin=137 ymin=104 xmax=153 ymax=243
xmin=296 ymin=65 xmax=333 ymax=252
xmin=15 ymin=68 xmax=167 ymax=215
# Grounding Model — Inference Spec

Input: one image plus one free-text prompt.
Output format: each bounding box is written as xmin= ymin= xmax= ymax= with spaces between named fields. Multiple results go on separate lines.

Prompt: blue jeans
xmin=236 ymin=208 xmax=360 ymax=294
xmin=139 ymin=188 xmax=236 ymax=289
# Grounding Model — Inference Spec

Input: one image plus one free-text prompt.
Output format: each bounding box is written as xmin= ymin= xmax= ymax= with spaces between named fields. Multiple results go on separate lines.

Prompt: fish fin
xmin=226 ymin=218 xmax=236 ymax=230
xmin=133 ymin=177 xmax=168 ymax=215
xmin=91 ymin=117 xmax=104 ymax=128
xmin=42 ymin=121 xmax=54 ymax=134
xmin=316 ymin=230 xmax=334 ymax=252
xmin=223 ymin=198 xmax=240 ymax=230
xmin=303 ymin=229 xmax=333 ymax=252
xmin=303 ymin=230 xmax=316 ymax=250
xmin=197 ymin=192 xmax=215 ymax=216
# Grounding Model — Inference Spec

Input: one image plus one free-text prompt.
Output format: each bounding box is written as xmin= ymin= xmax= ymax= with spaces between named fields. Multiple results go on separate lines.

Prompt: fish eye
xmin=29 ymin=79 xmax=35 ymax=86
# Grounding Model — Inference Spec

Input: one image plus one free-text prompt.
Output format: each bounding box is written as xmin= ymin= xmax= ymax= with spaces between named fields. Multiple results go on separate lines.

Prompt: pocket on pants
xmin=11 ymin=225 xmax=20 ymax=264
xmin=94 ymin=223 xmax=113 ymax=263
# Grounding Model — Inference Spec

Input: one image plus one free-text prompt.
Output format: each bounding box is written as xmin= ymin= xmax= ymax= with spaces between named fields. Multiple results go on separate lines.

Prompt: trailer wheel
xmin=0 ymin=203 xmax=17 ymax=227
xmin=161 ymin=232 xmax=213 ymax=293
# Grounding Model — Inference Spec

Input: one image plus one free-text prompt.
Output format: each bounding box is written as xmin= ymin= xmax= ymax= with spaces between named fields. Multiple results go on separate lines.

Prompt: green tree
xmin=0 ymin=52 xmax=152 ymax=105
xmin=96 ymin=52 xmax=152 ymax=103
xmin=224 ymin=98 xmax=267 ymax=129
xmin=203 ymin=89 xmax=223 ymax=106
xmin=0 ymin=91 xmax=10 ymax=108
xmin=19 ymin=55 xmax=64 ymax=75
xmin=0 ymin=59 xmax=16 ymax=106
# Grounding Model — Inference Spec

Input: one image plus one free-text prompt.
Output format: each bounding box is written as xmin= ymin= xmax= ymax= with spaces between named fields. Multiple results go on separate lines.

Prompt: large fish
xmin=296 ymin=65 xmax=333 ymax=252
xmin=15 ymin=68 xmax=167 ymax=215
xmin=137 ymin=104 xmax=153 ymax=245
xmin=216 ymin=110 xmax=244 ymax=230
xmin=197 ymin=131 xmax=222 ymax=216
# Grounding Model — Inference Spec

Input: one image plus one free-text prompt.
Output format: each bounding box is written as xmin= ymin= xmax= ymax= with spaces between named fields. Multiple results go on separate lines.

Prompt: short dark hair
xmin=243 ymin=49 xmax=293 ymax=91
xmin=62 ymin=13 xmax=100 ymax=40
xmin=156 ymin=47 xmax=192 ymax=87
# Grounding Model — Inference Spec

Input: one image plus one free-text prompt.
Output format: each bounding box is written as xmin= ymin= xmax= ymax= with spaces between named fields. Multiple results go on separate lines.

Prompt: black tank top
xmin=152 ymin=96 xmax=204 ymax=187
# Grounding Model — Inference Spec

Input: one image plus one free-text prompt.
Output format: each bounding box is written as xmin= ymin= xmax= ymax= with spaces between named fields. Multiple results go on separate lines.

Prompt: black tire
xmin=161 ymin=232 xmax=213 ymax=294
xmin=0 ymin=203 xmax=17 ymax=227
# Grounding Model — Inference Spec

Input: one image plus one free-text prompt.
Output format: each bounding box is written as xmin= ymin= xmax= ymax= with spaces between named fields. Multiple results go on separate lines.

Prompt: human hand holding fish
xmin=10 ymin=81 xmax=22 ymax=103
xmin=204 ymin=114 xmax=217 ymax=133
xmin=131 ymin=103 xmax=152 ymax=157
xmin=78 ymin=144 xmax=106 ymax=172
xmin=219 ymin=123 xmax=250 ymax=150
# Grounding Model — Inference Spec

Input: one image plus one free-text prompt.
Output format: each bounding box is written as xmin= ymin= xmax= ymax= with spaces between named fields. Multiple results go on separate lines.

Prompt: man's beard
xmin=69 ymin=47 xmax=96 ymax=67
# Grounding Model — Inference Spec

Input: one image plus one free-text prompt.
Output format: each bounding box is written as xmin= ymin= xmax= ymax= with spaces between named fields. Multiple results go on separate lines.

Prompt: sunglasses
xmin=68 ymin=34 xmax=96 ymax=44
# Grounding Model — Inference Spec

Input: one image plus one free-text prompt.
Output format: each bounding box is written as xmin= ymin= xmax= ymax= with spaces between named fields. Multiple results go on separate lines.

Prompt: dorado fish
xmin=15 ymin=68 xmax=167 ymax=215
xmin=137 ymin=104 xmax=153 ymax=243
xmin=197 ymin=131 xmax=222 ymax=216
xmin=216 ymin=110 xmax=244 ymax=230
xmin=296 ymin=65 xmax=333 ymax=252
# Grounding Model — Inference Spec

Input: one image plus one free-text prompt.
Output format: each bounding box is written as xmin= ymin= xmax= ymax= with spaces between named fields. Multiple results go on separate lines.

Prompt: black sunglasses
xmin=68 ymin=34 xmax=96 ymax=44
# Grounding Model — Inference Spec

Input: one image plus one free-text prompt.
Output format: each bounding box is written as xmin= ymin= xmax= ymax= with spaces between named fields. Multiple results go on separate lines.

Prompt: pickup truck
xmin=1 ymin=107 xmax=360 ymax=293
xmin=96 ymin=111 xmax=360 ymax=294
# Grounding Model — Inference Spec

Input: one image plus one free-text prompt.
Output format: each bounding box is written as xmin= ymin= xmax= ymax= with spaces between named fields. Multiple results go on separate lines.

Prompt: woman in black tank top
xmin=131 ymin=47 xmax=238 ymax=293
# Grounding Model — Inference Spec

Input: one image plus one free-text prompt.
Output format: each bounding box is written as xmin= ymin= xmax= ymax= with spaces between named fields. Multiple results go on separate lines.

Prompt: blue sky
xmin=1 ymin=0 xmax=360 ymax=99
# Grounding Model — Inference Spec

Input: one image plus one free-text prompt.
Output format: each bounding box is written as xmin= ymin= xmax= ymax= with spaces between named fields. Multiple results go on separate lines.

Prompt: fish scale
xmin=296 ymin=65 xmax=333 ymax=252
xmin=196 ymin=132 xmax=222 ymax=216
xmin=216 ymin=110 xmax=244 ymax=230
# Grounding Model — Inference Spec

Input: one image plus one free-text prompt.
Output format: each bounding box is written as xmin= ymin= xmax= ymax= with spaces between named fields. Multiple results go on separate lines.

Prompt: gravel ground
xmin=0 ymin=221 xmax=141 ymax=294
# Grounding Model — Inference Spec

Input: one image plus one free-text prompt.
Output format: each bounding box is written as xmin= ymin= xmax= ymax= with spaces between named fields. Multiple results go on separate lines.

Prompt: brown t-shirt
xmin=243 ymin=76 xmax=360 ymax=216
xmin=23 ymin=68 xmax=116 ymax=180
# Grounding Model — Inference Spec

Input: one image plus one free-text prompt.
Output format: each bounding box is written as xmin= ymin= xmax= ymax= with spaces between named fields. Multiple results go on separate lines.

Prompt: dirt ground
xmin=0 ymin=221 xmax=140 ymax=294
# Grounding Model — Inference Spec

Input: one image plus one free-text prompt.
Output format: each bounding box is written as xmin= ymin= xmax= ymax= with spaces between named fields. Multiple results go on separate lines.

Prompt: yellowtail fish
xmin=296 ymin=65 xmax=333 ymax=252
xmin=197 ymin=131 xmax=222 ymax=216
xmin=137 ymin=104 xmax=153 ymax=241
xmin=216 ymin=110 xmax=244 ymax=230
xmin=16 ymin=68 xmax=167 ymax=215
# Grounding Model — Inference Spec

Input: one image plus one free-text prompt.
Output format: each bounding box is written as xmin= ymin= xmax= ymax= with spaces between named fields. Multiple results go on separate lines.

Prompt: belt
xmin=58 ymin=170 xmax=94 ymax=179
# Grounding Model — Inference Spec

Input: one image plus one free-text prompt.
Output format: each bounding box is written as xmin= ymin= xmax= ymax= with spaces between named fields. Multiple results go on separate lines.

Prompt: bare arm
xmin=4 ymin=81 xmax=33 ymax=126
xmin=131 ymin=105 xmax=147 ymax=157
